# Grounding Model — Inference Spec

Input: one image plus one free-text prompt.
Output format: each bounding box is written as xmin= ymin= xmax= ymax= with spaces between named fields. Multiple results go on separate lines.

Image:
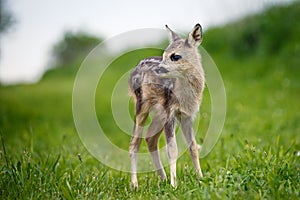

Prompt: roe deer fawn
xmin=129 ymin=24 xmax=205 ymax=188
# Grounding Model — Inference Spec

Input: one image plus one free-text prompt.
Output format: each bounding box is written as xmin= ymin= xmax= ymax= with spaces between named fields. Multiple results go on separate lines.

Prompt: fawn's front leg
xmin=145 ymin=114 xmax=167 ymax=180
xmin=180 ymin=115 xmax=203 ymax=178
xmin=164 ymin=118 xmax=178 ymax=187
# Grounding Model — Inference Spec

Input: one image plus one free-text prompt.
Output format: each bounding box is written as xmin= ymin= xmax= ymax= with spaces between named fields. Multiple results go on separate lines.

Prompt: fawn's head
xmin=160 ymin=24 xmax=203 ymax=77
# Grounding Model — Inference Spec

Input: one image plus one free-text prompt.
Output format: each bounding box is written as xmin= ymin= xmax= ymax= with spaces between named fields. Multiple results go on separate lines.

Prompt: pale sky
xmin=0 ymin=0 xmax=292 ymax=84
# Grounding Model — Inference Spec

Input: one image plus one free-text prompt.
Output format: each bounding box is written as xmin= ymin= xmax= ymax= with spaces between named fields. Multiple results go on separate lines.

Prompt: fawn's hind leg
xmin=129 ymin=112 xmax=148 ymax=189
xmin=145 ymin=112 xmax=167 ymax=181
xmin=179 ymin=115 xmax=203 ymax=178
xmin=164 ymin=117 xmax=178 ymax=187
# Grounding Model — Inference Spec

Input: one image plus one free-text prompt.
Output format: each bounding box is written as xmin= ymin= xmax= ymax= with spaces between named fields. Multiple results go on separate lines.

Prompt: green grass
xmin=1 ymin=3 xmax=300 ymax=199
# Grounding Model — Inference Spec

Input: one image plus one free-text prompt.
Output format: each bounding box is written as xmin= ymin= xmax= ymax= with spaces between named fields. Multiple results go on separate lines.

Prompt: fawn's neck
xmin=174 ymin=66 xmax=204 ymax=116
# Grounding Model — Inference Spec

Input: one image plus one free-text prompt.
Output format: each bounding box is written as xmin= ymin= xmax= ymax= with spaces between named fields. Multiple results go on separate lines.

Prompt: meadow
xmin=1 ymin=3 xmax=299 ymax=199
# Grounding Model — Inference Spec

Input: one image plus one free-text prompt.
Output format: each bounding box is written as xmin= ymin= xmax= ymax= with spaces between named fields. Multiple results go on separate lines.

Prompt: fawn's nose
xmin=158 ymin=61 xmax=169 ymax=69
xmin=154 ymin=66 xmax=169 ymax=74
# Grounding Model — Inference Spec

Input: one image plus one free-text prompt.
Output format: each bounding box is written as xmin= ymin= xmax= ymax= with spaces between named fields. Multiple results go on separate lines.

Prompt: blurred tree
xmin=50 ymin=31 xmax=102 ymax=68
xmin=203 ymin=1 xmax=300 ymax=59
xmin=0 ymin=0 xmax=15 ymax=34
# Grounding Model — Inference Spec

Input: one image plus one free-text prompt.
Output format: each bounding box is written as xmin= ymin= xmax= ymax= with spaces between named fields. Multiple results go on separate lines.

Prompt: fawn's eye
xmin=170 ymin=53 xmax=182 ymax=62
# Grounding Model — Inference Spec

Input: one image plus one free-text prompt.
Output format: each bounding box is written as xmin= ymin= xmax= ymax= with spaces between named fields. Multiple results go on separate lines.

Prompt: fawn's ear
xmin=187 ymin=23 xmax=202 ymax=47
xmin=165 ymin=25 xmax=180 ymax=42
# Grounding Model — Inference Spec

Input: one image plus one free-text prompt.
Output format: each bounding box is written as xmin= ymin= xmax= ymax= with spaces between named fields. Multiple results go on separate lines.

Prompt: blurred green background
xmin=0 ymin=2 xmax=299 ymax=199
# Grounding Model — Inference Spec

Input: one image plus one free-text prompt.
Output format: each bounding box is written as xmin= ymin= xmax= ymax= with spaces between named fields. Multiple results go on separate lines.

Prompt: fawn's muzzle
xmin=154 ymin=66 xmax=169 ymax=74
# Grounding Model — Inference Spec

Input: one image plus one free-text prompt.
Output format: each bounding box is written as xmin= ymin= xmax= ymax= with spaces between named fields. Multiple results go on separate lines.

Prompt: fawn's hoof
xmin=197 ymin=171 xmax=203 ymax=179
xmin=130 ymin=181 xmax=138 ymax=191
xmin=170 ymin=178 xmax=177 ymax=188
